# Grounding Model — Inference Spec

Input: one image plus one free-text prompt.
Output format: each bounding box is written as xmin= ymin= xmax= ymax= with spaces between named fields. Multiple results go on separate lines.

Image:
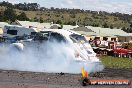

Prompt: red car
xmin=113 ymin=48 xmax=132 ymax=58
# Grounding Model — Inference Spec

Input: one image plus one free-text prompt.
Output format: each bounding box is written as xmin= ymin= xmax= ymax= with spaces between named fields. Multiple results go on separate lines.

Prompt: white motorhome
xmin=3 ymin=25 xmax=38 ymax=37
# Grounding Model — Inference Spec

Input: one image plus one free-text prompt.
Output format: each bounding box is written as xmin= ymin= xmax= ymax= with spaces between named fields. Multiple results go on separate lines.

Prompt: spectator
xmin=89 ymin=38 xmax=93 ymax=45
xmin=94 ymin=39 xmax=101 ymax=47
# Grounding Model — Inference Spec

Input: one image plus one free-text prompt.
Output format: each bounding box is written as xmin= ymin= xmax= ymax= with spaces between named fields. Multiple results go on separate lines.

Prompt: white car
xmin=39 ymin=29 xmax=99 ymax=62
xmin=10 ymin=29 xmax=104 ymax=73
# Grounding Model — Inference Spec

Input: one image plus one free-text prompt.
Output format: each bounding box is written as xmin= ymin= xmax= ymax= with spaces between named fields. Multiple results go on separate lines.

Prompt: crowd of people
xmin=89 ymin=38 xmax=115 ymax=49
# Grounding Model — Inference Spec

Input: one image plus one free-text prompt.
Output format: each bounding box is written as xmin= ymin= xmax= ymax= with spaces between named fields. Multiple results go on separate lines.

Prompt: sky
xmin=1 ymin=0 xmax=132 ymax=14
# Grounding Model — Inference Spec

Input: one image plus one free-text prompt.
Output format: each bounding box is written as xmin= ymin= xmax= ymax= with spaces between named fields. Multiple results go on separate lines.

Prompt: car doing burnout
xmin=38 ymin=29 xmax=100 ymax=61
xmin=11 ymin=29 xmax=104 ymax=73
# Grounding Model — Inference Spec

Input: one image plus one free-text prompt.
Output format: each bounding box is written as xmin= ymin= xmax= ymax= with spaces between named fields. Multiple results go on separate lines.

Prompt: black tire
xmin=114 ymin=53 xmax=116 ymax=57
xmin=82 ymin=78 xmax=91 ymax=86
xmin=127 ymin=54 xmax=131 ymax=58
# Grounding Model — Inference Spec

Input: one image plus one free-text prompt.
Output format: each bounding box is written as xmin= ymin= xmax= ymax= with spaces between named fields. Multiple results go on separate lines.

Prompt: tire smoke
xmin=0 ymin=41 xmax=104 ymax=74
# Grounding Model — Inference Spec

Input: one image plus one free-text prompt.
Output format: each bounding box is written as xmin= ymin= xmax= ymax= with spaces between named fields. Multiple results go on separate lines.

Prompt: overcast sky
xmin=1 ymin=0 xmax=132 ymax=14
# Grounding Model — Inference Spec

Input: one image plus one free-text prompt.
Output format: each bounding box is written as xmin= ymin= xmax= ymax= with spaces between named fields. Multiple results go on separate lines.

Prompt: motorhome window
xmin=70 ymin=34 xmax=87 ymax=43
xmin=50 ymin=32 xmax=66 ymax=43
xmin=7 ymin=30 xmax=17 ymax=35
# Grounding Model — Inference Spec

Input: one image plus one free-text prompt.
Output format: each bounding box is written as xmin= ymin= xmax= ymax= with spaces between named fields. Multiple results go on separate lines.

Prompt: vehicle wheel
xmin=127 ymin=54 xmax=131 ymax=58
xmin=81 ymin=78 xmax=91 ymax=86
xmin=114 ymin=53 xmax=117 ymax=57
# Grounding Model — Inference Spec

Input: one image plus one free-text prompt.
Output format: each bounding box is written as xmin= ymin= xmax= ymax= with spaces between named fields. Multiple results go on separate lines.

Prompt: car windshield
xmin=70 ymin=34 xmax=87 ymax=43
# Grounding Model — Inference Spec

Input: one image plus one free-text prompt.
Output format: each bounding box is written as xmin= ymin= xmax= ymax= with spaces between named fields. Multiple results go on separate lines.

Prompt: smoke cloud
xmin=0 ymin=41 xmax=104 ymax=74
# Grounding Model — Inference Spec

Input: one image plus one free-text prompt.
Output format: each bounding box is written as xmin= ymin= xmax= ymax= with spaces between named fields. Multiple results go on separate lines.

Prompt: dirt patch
xmin=0 ymin=68 xmax=131 ymax=88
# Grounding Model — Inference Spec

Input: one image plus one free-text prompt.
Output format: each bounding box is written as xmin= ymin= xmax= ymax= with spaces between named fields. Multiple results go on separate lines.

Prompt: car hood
xmin=73 ymin=42 xmax=99 ymax=62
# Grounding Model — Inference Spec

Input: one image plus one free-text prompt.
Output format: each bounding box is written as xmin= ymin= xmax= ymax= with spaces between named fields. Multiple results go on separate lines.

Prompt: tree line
xmin=0 ymin=1 xmax=40 ymax=11
xmin=1 ymin=1 xmax=132 ymax=21
xmin=0 ymin=7 xmax=29 ymax=22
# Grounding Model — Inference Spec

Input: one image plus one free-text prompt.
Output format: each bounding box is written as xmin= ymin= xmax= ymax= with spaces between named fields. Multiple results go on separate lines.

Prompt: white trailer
xmin=3 ymin=25 xmax=38 ymax=37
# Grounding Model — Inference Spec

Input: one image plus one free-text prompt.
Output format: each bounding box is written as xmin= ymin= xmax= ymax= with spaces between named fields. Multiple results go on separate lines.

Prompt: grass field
xmin=101 ymin=56 xmax=132 ymax=69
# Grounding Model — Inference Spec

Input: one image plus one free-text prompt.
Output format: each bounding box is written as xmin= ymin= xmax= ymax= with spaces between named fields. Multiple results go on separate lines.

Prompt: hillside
xmin=14 ymin=8 xmax=130 ymax=29
xmin=0 ymin=1 xmax=132 ymax=32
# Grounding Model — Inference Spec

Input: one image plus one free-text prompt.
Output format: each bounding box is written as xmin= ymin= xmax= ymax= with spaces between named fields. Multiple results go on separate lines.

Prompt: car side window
xmin=49 ymin=32 xmax=66 ymax=43
xmin=34 ymin=32 xmax=50 ymax=41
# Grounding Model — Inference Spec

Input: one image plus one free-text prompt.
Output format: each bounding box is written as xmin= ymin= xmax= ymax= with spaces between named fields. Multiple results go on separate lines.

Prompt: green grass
xmin=101 ymin=56 xmax=132 ymax=69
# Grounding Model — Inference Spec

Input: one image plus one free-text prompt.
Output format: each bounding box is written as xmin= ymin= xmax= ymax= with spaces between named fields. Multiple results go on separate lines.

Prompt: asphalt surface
xmin=0 ymin=68 xmax=131 ymax=88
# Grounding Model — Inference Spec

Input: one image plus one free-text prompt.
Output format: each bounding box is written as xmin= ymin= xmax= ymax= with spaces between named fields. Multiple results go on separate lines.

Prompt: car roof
xmin=41 ymin=29 xmax=81 ymax=38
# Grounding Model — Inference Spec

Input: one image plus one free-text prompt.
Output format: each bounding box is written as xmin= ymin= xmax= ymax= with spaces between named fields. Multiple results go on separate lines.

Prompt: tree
xmin=71 ymin=21 xmax=76 ymax=26
xmin=70 ymin=14 xmax=75 ymax=18
xmin=56 ymin=20 xmax=62 ymax=24
xmin=14 ymin=2 xmax=40 ymax=11
xmin=40 ymin=17 xmax=44 ymax=23
xmin=121 ymin=27 xmax=132 ymax=33
xmin=92 ymin=23 xmax=99 ymax=27
xmin=126 ymin=28 xmax=132 ymax=33
xmin=110 ymin=24 xmax=114 ymax=29
xmin=3 ymin=7 xmax=17 ymax=22
xmin=17 ymin=12 xmax=29 ymax=21
xmin=103 ymin=22 xmax=109 ymax=28
xmin=0 ymin=1 xmax=14 ymax=8
xmin=27 ymin=3 xmax=40 ymax=11
xmin=0 ymin=13 xmax=4 ymax=21
xmin=130 ymin=23 xmax=132 ymax=28
xmin=34 ymin=17 xmax=39 ymax=22
xmin=121 ymin=27 xmax=126 ymax=31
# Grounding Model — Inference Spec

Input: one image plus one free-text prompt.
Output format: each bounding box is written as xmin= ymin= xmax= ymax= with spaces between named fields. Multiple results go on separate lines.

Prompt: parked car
xmin=113 ymin=47 xmax=132 ymax=58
